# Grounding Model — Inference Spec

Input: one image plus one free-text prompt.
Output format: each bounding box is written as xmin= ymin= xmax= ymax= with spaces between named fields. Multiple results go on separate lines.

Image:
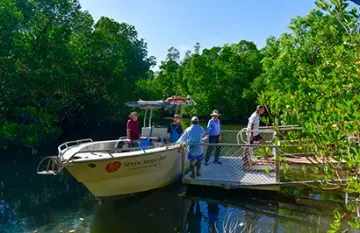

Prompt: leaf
xmin=334 ymin=208 xmax=341 ymax=220
xmin=343 ymin=188 xmax=356 ymax=194
xmin=265 ymin=167 xmax=271 ymax=175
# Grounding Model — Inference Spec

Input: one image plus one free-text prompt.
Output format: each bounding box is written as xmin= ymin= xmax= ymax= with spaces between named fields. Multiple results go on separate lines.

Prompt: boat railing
xmin=58 ymin=135 xmax=162 ymax=155
xmin=72 ymin=138 xmax=182 ymax=161
xmin=36 ymin=155 xmax=63 ymax=175
xmin=38 ymin=137 xmax=167 ymax=175
xmin=58 ymin=138 xmax=93 ymax=154
xmin=75 ymin=139 xmax=131 ymax=153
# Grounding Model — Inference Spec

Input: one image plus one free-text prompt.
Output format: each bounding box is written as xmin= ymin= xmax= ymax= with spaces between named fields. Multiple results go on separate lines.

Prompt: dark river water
xmin=0 ymin=149 xmax=349 ymax=233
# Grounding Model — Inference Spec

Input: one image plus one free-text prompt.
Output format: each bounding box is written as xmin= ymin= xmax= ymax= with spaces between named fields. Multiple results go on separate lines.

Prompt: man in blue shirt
xmin=166 ymin=114 xmax=183 ymax=143
xmin=204 ymin=110 xmax=222 ymax=165
xmin=176 ymin=116 xmax=206 ymax=178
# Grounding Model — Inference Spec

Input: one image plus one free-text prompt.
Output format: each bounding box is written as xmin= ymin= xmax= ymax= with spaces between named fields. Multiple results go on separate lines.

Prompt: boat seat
xmin=141 ymin=127 xmax=167 ymax=141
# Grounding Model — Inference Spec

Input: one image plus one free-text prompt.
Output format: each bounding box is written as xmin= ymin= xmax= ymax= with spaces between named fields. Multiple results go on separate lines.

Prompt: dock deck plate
xmin=182 ymin=157 xmax=277 ymax=189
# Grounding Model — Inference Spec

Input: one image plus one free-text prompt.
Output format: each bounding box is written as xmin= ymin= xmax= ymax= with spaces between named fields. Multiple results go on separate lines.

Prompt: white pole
xmin=149 ymin=109 xmax=153 ymax=128
xmin=143 ymin=110 xmax=147 ymax=127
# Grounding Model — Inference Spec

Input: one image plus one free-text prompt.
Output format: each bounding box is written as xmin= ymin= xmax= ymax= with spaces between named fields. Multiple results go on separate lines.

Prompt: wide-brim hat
xmin=173 ymin=114 xmax=182 ymax=119
xmin=129 ymin=112 xmax=138 ymax=117
xmin=210 ymin=110 xmax=221 ymax=116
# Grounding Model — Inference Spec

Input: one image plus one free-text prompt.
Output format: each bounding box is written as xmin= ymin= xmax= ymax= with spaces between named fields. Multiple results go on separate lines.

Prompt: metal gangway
xmin=180 ymin=125 xmax=342 ymax=191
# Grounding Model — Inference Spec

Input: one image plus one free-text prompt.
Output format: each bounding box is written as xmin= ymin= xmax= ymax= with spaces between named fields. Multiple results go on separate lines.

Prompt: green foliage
xmin=255 ymin=0 xmax=360 ymax=230
xmin=329 ymin=208 xmax=345 ymax=232
xmin=1 ymin=0 xmax=360 ymax=230
xmin=0 ymin=0 xmax=154 ymax=148
xmin=139 ymin=40 xmax=264 ymax=120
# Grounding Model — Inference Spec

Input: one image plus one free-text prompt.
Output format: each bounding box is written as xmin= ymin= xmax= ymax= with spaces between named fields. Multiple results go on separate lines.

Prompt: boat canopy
xmin=125 ymin=100 xmax=168 ymax=110
xmin=125 ymin=96 xmax=196 ymax=127
xmin=125 ymin=97 xmax=196 ymax=110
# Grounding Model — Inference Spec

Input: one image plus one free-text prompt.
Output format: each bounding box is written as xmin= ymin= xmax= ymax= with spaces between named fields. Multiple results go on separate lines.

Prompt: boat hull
xmin=64 ymin=148 xmax=182 ymax=198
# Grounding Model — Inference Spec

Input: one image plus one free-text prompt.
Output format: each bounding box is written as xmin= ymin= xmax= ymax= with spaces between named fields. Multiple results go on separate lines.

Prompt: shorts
xmin=187 ymin=152 xmax=203 ymax=161
xmin=250 ymin=134 xmax=263 ymax=144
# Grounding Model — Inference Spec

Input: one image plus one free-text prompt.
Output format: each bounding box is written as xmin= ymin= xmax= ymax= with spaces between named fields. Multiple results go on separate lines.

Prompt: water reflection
xmin=184 ymin=200 xmax=202 ymax=233
xmin=0 ymin=151 xmax=345 ymax=233
xmin=207 ymin=203 xmax=219 ymax=232
xmin=90 ymin=184 xmax=185 ymax=233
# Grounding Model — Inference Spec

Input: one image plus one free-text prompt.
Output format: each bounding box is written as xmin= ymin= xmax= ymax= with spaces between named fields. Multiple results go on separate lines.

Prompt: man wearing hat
xmin=176 ymin=116 xmax=206 ymax=178
xmin=166 ymin=114 xmax=183 ymax=143
xmin=126 ymin=111 xmax=140 ymax=142
xmin=204 ymin=110 xmax=222 ymax=165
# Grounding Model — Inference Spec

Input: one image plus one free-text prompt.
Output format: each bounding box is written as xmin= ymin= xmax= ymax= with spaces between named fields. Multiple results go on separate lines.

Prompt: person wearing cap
xmin=176 ymin=116 xmax=206 ymax=178
xmin=247 ymin=105 xmax=265 ymax=144
xmin=126 ymin=111 xmax=140 ymax=142
xmin=166 ymin=114 xmax=183 ymax=143
xmin=204 ymin=110 xmax=222 ymax=165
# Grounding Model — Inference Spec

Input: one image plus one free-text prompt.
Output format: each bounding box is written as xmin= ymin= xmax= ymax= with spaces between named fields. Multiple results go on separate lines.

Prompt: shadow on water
xmin=0 ymin=151 xmax=94 ymax=233
xmin=0 ymin=150 xmax=350 ymax=233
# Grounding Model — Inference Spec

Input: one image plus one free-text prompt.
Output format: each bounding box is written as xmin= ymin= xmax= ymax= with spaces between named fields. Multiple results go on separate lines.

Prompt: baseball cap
xmin=191 ymin=116 xmax=199 ymax=122
xmin=256 ymin=105 xmax=264 ymax=110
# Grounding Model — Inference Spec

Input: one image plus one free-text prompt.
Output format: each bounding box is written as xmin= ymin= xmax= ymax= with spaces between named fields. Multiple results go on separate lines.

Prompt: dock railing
xmin=180 ymin=142 xmax=281 ymax=189
xmin=180 ymin=127 xmax=328 ymax=190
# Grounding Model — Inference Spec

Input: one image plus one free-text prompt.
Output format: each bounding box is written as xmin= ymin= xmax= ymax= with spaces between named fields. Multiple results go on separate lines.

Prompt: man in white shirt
xmin=244 ymin=105 xmax=266 ymax=170
xmin=247 ymin=105 xmax=265 ymax=145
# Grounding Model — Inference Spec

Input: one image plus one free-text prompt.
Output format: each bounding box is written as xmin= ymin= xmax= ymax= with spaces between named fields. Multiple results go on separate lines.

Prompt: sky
xmin=79 ymin=0 xmax=318 ymax=68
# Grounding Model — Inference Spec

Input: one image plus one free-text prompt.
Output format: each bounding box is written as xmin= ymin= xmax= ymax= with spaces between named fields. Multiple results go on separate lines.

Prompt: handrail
xmin=58 ymin=138 xmax=93 ymax=154
xmin=37 ymin=156 xmax=63 ymax=175
xmin=179 ymin=142 xmax=279 ymax=147
xmin=60 ymin=138 xmax=138 ymax=161
xmin=77 ymin=139 xmax=131 ymax=152
xmin=234 ymin=125 xmax=305 ymax=144
xmin=64 ymin=139 xmax=132 ymax=162
xmin=64 ymin=148 xmax=143 ymax=163
xmin=63 ymin=142 xmax=181 ymax=163
xmin=236 ymin=128 xmax=277 ymax=144
xmin=68 ymin=142 xmax=273 ymax=156
xmin=258 ymin=125 xmax=301 ymax=129
xmin=65 ymin=142 xmax=279 ymax=163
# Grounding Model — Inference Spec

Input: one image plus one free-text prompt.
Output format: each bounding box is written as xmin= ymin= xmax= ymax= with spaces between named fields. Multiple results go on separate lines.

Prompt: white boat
xmin=37 ymin=96 xmax=196 ymax=200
